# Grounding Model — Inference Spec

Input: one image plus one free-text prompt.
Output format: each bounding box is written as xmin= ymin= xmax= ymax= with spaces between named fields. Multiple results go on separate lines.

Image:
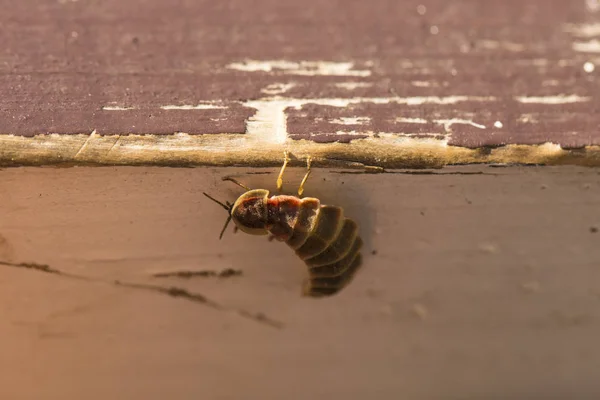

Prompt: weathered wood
xmin=1 ymin=0 xmax=600 ymax=167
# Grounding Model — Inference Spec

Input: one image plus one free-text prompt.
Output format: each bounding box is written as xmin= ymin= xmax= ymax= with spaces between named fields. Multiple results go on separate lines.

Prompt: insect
xmin=203 ymin=151 xmax=363 ymax=297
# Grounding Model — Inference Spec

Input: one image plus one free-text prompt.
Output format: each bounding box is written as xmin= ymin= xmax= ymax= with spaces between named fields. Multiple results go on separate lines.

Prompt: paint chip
xmin=333 ymin=82 xmax=373 ymax=90
xmin=261 ymin=83 xmax=297 ymax=95
xmin=518 ymin=114 xmax=538 ymax=123
xmin=160 ymin=104 xmax=226 ymax=110
xmin=417 ymin=4 xmax=427 ymax=15
xmin=102 ymin=105 xmax=136 ymax=111
xmin=227 ymin=60 xmax=371 ymax=77
xmin=584 ymin=62 xmax=595 ymax=73
xmin=434 ymin=118 xmax=486 ymax=131
xmin=494 ymin=121 xmax=503 ymax=129
xmin=411 ymin=80 xmax=432 ymax=87
xmin=478 ymin=40 xmax=525 ymax=52
xmin=586 ymin=0 xmax=600 ymax=12
xmin=396 ymin=117 xmax=428 ymax=124
xmin=573 ymin=40 xmax=600 ymax=53
xmin=563 ymin=22 xmax=600 ymax=36
xmin=515 ymin=95 xmax=591 ymax=104
xmin=330 ymin=117 xmax=371 ymax=125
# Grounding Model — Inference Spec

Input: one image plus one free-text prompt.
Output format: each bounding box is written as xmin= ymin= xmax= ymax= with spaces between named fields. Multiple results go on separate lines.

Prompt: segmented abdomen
xmin=267 ymin=195 xmax=362 ymax=297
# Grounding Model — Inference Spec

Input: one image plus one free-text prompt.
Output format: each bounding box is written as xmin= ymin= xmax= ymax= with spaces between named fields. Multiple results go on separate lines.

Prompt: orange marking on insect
xmin=203 ymin=153 xmax=363 ymax=298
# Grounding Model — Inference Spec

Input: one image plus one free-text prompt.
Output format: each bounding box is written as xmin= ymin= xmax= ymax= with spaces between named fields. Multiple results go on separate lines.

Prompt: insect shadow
xmin=203 ymin=152 xmax=373 ymax=298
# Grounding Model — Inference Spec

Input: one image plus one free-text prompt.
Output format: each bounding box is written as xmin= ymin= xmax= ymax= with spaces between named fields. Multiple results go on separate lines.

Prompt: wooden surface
xmin=1 ymin=0 xmax=600 ymax=167
xmin=2 ymin=1 xmax=600 ymax=399
xmin=1 ymin=165 xmax=600 ymax=399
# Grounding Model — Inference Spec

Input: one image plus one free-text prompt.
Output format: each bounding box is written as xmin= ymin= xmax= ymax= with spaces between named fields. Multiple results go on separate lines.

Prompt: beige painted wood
xmin=1 ymin=165 xmax=600 ymax=399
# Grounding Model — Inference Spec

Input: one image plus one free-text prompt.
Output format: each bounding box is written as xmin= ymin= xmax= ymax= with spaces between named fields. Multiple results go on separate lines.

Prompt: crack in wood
xmin=0 ymin=260 xmax=283 ymax=329
xmin=331 ymin=170 xmax=498 ymax=176
xmin=152 ymin=268 xmax=243 ymax=279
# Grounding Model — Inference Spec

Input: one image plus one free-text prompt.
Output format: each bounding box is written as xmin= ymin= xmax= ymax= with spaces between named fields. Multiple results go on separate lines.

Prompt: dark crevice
xmin=0 ymin=260 xmax=283 ymax=329
xmin=152 ymin=268 xmax=243 ymax=279
xmin=487 ymin=163 xmax=545 ymax=168
xmin=331 ymin=170 xmax=496 ymax=176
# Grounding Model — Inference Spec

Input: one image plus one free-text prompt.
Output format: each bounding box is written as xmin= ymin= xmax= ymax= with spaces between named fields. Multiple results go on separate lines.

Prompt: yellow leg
xmin=276 ymin=150 xmax=290 ymax=193
xmin=297 ymin=156 xmax=312 ymax=197
xmin=222 ymin=177 xmax=251 ymax=191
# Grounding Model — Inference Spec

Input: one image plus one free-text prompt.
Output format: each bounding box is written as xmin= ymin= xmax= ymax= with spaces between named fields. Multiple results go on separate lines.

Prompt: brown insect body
xmin=231 ymin=189 xmax=362 ymax=297
xmin=205 ymin=152 xmax=362 ymax=297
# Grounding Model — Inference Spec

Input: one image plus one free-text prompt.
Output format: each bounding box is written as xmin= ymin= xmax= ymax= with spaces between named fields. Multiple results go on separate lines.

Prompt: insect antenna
xmin=203 ymin=192 xmax=234 ymax=240
xmin=203 ymin=192 xmax=230 ymax=211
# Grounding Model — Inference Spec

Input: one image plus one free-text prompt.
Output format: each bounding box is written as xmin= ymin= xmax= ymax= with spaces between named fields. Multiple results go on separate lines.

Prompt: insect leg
xmin=222 ymin=177 xmax=251 ymax=191
xmin=276 ymin=150 xmax=290 ymax=193
xmin=297 ymin=156 xmax=312 ymax=197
